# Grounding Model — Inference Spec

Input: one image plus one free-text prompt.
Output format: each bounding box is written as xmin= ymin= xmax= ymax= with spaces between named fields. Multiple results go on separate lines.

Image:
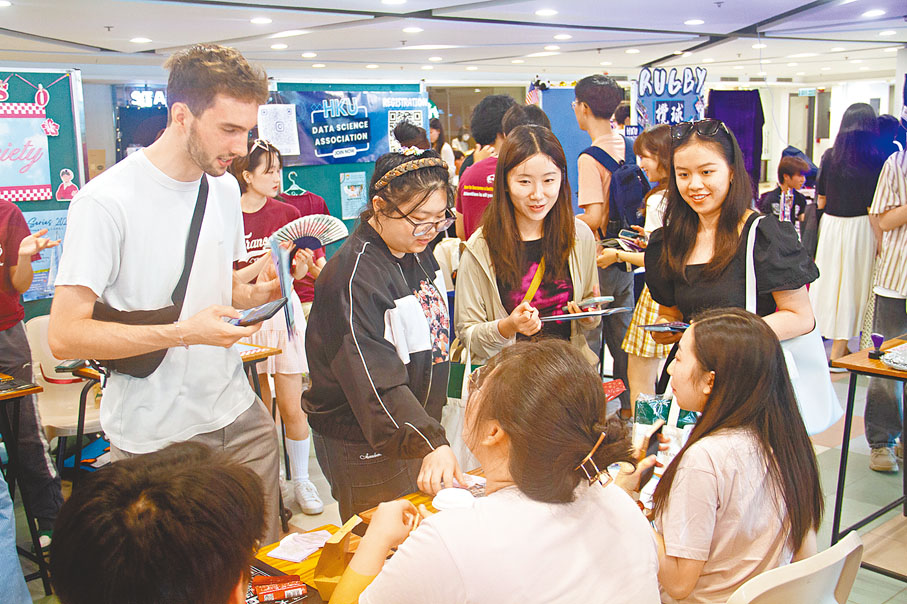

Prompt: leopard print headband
xmin=374 ymin=157 xmax=449 ymax=191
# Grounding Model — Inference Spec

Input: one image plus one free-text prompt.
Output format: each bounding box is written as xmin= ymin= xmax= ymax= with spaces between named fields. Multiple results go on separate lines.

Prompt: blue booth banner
xmin=632 ymin=67 xmax=708 ymax=129
xmin=272 ymin=90 xmax=430 ymax=167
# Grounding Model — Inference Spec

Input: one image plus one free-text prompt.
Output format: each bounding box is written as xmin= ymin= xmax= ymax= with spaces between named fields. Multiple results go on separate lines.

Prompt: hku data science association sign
xmin=632 ymin=67 xmax=708 ymax=129
xmin=272 ymin=90 xmax=430 ymax=167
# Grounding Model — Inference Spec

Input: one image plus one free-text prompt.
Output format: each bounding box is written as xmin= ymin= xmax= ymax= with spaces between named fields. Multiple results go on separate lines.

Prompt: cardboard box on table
xmin=313 ymin=515 xmax=362 ymax=601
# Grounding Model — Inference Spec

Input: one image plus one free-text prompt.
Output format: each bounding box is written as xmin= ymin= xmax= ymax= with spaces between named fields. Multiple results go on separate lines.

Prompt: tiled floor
xmin=16 ymin=352 xmax=907 ymax=602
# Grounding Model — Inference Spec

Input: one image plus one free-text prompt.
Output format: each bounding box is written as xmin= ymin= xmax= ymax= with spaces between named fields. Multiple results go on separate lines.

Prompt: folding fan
xmin=272 ymin=214 xmax=349 ymax=253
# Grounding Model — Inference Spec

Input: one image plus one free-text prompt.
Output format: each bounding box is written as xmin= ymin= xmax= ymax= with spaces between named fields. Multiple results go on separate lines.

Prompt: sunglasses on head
xmin=671 ymin=119 xmax=730 ymax=142
xmin=250 ymin=138 xmax=277 ymax=153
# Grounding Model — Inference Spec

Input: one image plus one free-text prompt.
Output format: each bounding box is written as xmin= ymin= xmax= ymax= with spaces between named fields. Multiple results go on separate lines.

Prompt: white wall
xmin=81 ymin=83 xmax=116 ymax=171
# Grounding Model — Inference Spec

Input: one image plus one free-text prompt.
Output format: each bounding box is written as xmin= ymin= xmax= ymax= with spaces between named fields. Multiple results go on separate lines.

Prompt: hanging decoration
xmin=41 ymin=118 xmax=60 ymax=136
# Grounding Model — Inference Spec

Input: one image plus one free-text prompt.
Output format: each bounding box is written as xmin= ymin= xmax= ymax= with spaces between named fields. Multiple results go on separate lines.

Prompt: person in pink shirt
xmin=230 ymin=139 xmax=323 ymax=515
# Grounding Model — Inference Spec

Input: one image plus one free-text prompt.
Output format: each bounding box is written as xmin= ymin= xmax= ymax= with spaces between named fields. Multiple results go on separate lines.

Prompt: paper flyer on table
xmin=266 ymin=530 xmax=332 ymax=563
xmin=258 ymin=104 xmax=300 ymax=156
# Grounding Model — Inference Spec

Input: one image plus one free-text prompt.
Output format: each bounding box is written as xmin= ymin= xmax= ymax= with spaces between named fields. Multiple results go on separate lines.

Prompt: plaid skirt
xmin=622 ymin=285 xmax=672 ymax=358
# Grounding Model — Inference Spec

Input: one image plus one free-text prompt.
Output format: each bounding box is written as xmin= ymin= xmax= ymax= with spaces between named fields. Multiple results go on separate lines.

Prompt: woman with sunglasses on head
xmin=455 ymin=125 xmax=601 ymax=364
xmin=617 ymin=308 xmax=823 ymax=603
xmin=329 ymin=339 xmax=660 ymax=604
xmin=644 ymin=119 xmax=818 ymax=347
xmin=302 ymin=148 xmax=464 ymax=521
xmin=229 ymin=139 xmax=324 ymax=515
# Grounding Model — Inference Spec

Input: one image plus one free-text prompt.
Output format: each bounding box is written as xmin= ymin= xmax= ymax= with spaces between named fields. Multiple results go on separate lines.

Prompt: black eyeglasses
xmin=671 ymin=119 xmax=730 ymax=142
xmin=396 ymin=207 xmax=456 ymax=238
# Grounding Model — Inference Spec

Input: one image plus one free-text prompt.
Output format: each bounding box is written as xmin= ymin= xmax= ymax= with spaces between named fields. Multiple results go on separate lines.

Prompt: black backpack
xmin=581 ymin=137 xmax=650 ymax=238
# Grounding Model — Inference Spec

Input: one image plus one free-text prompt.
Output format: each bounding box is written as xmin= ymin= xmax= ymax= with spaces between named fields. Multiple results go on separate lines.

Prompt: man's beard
xmin=187 ymin=123 xmax=234 ymax=177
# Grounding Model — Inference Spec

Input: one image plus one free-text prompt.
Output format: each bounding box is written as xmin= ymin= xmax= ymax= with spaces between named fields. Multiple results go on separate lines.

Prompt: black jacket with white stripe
xmin=302 ymin=222 xmax=450 ymax=459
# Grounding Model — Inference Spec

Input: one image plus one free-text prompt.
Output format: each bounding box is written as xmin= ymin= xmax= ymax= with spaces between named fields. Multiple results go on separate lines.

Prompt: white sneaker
xmin=294 ymin=480 xmax=324 ymax=515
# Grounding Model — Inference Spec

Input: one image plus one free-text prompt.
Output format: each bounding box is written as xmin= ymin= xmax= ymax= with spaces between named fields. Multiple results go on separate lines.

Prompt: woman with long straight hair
xmin=430 ymin=117 xmax=457 ymax=183
xmin=644 ymin=119 xmax=818 ymax=345
xmin=455 ymin=124 xmax=600 ymax=363
xmin=810 ymin=103 xmax=886 ymax=365
xmin=620 ymin=308 xmax=823 ymax=603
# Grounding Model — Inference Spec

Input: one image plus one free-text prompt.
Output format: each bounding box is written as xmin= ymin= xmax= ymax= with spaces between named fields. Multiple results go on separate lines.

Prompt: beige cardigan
xmin=454 ymin=218 xmax=600 ymax=364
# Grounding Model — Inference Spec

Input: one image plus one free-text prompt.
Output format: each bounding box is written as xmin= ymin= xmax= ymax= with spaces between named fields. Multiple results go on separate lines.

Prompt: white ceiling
xmin=0 ymin=0 xmax=903 ymax=85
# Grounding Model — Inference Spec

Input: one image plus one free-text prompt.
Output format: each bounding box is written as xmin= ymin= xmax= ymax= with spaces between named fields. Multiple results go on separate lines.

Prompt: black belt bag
xmin=91 ymin=176 xmax=209 ymax=378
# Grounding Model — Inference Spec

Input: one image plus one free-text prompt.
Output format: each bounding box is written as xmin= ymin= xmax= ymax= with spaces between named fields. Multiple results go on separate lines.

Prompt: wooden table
xmin=830 ymin=336 xmax=907 ymax=582
xmin=0 ymin=382 xmax=52 ymax=594
xmin=254 ymin=524 xmax=349 ymax=604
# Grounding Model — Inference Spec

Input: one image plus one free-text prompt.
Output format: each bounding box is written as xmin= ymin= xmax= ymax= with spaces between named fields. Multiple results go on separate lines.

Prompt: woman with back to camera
xmin=618 ymin=308 xmax=823 ymax=603
xmin=302 ymin=148 xmax=464 ymax=521
xmin=455 ymin=124 xmax=601 ymax=364
xmin=330 ymin=339 xmax=660 ymax=604
xmin=810 ymin=103 xmax=886 ymax=365
xmin=644 ymin=119 xmax=818 ymax=347
xmin=595 ymin=124 xmax=673 ymax=408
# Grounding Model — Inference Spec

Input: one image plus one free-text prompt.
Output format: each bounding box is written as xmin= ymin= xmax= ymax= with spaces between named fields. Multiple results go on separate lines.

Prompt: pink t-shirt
xmin=456 ymin=156 xmax=497 ymax=240
xmin=655 ymin=428 xmax=794 ymax=604
xmin=0 ymin=201 xmax=38 ymax=331
xmin=234 ymin=198 xmax=301 ymax=273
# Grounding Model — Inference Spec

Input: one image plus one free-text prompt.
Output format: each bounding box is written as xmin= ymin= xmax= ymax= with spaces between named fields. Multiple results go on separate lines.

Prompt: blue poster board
xmin=540 ymin=87 xmax=588 ymax=213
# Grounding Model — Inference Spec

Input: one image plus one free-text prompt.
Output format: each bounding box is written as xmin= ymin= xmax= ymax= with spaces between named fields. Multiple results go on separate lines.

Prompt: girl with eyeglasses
xmin=617 ymin=309 xmax=823 ymax=603
xmin=644 ymin=120 xmax=818 ymax=347
xmin=229 ymin=139 xmax=324 ymax=515
xmin=302 ymin=149 xmax=464 ymax=521
xmin=455 ymin=124 xmax=601 ymax=364
xmin=329 ymin=339 xmax=660 ymax=604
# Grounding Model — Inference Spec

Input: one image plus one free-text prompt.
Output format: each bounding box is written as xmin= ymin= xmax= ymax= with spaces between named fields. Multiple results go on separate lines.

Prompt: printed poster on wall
xmin=257 ymin=104 xmax=300 ymax=156
xmin=22 ymin=209 xmax=66 ymax=301
xmin=339 ymin=171 xmax=367 ymax=219
xmin=0 ymin=103 xmax=51 ymax=202
xmin=272 ymin=90 xmax=430 ymax=167
xmin=630 ymin=67 xmax=708 ymax=131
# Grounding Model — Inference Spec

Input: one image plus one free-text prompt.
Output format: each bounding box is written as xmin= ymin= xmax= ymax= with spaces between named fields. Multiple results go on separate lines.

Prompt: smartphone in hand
xmin=640 ymin=321 xmax=689 ymax=333
xmin=226 ymin=298 xmax=288 ymax=327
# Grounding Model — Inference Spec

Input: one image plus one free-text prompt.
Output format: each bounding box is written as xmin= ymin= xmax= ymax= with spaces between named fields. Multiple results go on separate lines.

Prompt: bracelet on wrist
xmin=174 ymin=322 xmax=189 ymax=349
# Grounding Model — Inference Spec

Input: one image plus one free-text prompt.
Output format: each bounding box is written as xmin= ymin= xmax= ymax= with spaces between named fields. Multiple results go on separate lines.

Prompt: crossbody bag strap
xmin=744 ymin=214 xmax=764 ymax=314
xmin=522 ymin=257 xmax=546 ymax=304
xmin=171 ymin=175 xmax=209 ymax=310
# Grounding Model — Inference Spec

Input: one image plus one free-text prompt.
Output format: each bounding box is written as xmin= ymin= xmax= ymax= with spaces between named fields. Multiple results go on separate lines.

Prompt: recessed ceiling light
xmin=312 ymin=63 xmax=325 ymax=68
xmin=554 ymin=34 xmax=572 ymax=40
xmin=733 ymin=65 xmax=744 ymax=69
xmin=366 ymin=64 xmax=379 ymax=69
xmin=402 ymin=27 xmax=423 ymax=33
xmin=466 ymin=66 xmax=479 ymax=71
xmin=600 ymin=61 xmax=612 ymax=65
xmin=474 ymin=88 xmax=482 ymax=93
xmin=250 ymin=17 xmax=272 ymax=25
xmin=526 ymin=51 xmax=559 ymax=57
xmin=861 ymin=9 xmax=885 ymax=18
xmin=821 ymin=66 xmax=831 ymax=70
xmin=270 ymin=30 xmax=308 ymax=39
xmin=860 ymin=66 xmax=870 ymax=70
xmin=703 ymin=58 xmax=714 ymax=63
xmin=787 ymin=62 xmax=798 ymax=66
xmin=270 ymin=43 xmax=287 ymax=50
xmin=883 ymin=47 xmax=899 ymax=52
xmin=535 ymin=9 xmax=558 ymax=17
xmin=301 ymin=52 xmax=317 ymax=58
xmin=511 ymin=59 xmax=525 ymax=63
xmin=850 ymin=59 xmax=862 ymax=63
xmin=421 ymin=65 xmax=434 ymax=70
xmin=752 ymin=43 xmax=767 ymax=49
xmin=830 ymin=47 xmax=846 ymax=52
xmin=684 ymin=19 xmax=704 ymax=25
xmin=788 ymin=52 xmax=818 ymax=58
xmin=673 ymin=50 xmax=684 ymax=55
xmin=428 ymin=56 xmax=443 ymax=62
xmin=382 ymin=0 xmax=406 ymax=4
xmin=879 ymin=30 xmax=896 ymax=36
xmin=625 ymin=48 xmax=640 ymax=54
xmin=130 ymin=37 xmax=151 ymax=44
xmin=683 ymin=51 xmax=692 ymax=57
xmin=0 ymin=1 xmax=11 ymax=7
xmin=762 ymin=59 xmax=772 ymax=63
xmin=796 ymin=71 xmax=805 ymax=75
xmin=544 ymin=45 xmax=560 ymax=51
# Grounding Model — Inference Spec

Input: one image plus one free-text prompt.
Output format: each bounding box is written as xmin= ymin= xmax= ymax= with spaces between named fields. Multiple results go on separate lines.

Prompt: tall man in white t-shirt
xmin=574 ymin=74 xmax=635 ymax=415
xmin=48 ymin=45 xmax=283 ymax=541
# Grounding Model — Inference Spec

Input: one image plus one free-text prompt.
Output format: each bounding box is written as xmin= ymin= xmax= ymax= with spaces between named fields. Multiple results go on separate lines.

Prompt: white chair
xmin=725 ymin=531 xmax=863 ymax=604
xmin=23 ymin=315 xmax=102 ymax=469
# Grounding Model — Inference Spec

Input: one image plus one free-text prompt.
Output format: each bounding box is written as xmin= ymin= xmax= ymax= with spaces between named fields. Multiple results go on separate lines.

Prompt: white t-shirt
xmin=644 ymin=190 xmax=667 ymax=235
xmin=55 ymin=150 xmax=255 ymax=453
xmin=361 ymin=482 xmax=660 ymax=604
xmin=655 ymin=428 xmax=793 ymax=604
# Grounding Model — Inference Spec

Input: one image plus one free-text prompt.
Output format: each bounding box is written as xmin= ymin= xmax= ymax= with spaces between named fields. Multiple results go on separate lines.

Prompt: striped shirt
xmin=870 ymin=150 xmax=907 ymax=297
